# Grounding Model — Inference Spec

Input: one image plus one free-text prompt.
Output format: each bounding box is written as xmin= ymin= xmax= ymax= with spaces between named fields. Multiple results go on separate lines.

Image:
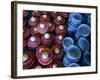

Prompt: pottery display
xmin=23 ymin=10 xmax=91 ymax=69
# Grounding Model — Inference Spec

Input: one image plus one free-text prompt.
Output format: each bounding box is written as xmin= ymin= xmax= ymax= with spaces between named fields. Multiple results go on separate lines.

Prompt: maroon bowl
xmin=42 ymin=11 xmax=48 ymax=15
xmin=36 ymin=45 xmax=48 ymax=59
xmin=23 ymin=39 xmax=27 ymax=47
xmin=60 ymin=12 xmax=69 ymax=18
xmin=40 ymin=14 xmax=50 ymax=23
xmin=31 ymin=61 xmax=43 ymax=69
xmin=48 ymin=22 xmax=55 ymax=32
xmin=55 ymin=35 xmax=65 ymax=44
xmin=38 ymin=49 xmax=53 ymax=66
xmin=41 ymin=33 xmax=54 ymax=45
xmin=54 ymin=16 xmax=65 ymax=25
xmin=23 ymin=28 xmax=30 ymax=39
xmin=51 ymin=12 xmax=58 ymax=18
xmin=23 ymin=51 xmax=35 ymax=69
xmin=55 ymin=25 xmax=67 ymax=35
xmin=23 ymin=10 xmax=29 ymax=17
xmin=27 ymin=35 xmax=41 ymax=48
xmin=32 ymin=11 xmax=41 ymax=17
xmin=47 ymin=60 xmax=64 ymax=68
xmin=28 ymin=16 xmax=39 ymax=27
xmin=23 ymin=20 xmax=27 ymax=26
xmin=31 ymin=26 xmax=39 ymax=35
xmin=51 ymin=45 xmax=64 ymax=59
xmin=37 ymin=22 xmax=49 ymax=34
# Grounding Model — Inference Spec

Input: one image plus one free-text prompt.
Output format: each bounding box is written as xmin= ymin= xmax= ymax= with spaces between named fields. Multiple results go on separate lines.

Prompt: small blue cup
xmin=82 ymin=13 xmax=90 ymax=23
xmin=75 ymin=24 xmax=90 ymax=39
xmin=83 ymin=51 xmax=91 ymax=66
xmin=63 ymin=56 xmax=70 ymax=67
xmin=78 ymin=37 xmax=89 ymax=51
xmin=70 ymin=13 xmax=82 ymax=26
xmin=68 ymin=22 xmax=77 ymax=33
xmin=69 ymin=13 xmax=82 ymax=25
xmin=68 ymin=13 xmax=82 ymax=33
xmin=63 ymin=37 xmax=74 ymax=53
xmin=63 ymin=55 xmax=80 ymax=67
xmin=66 ymin=45 xmax=81 ymax=62
xmin=87 ymin=15 xmax=91 ymax=25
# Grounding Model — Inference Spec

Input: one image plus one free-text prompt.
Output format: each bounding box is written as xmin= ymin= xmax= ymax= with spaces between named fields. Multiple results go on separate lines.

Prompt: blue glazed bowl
xmin=71 ymin=13 xmax=82 ymax=25
xmin=78 ymin=37 xmax=89 ymax=51
xmin=69 ymin=13 xmax=82 ymax=25
xmin=82 ymin=13 xmax=90 ymax=23
xmin=63 ymin=37 xmax=74 ymax=53
xmin=68 ymin=13 xmax=82 ymax=33
xmin=75 ymin=24 xmax=90 ymax=39
xmin=87 ymin=15 xmax=91 ymax=25
xmin=67 ymin=45 xmax=81 ymax=62
xmin=63 ymin=56 xmax=70 ymax=67
xmin=63 ymin=55 xmax=80 ymax=67
xmin=67 ymin=63 xmax=80 ymax=67
xmin=83 ymin=51 xmax=91 ymax=66
xmin=68 ymin=21 xmax=77 ymax=32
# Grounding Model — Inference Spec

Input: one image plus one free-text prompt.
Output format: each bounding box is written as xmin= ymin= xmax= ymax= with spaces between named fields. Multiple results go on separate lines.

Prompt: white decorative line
xmin=40 ymin=23 xmax=45 ymax=28
xmin=59 ymin=35 xmax=63 ymax=40
xmin=30 ymin=36 xmax=36 ymax=42
xmin=44 ymin=33 xmax=50 ymax=39
xmin=59 ymin=25 xmax=64 ymax=30
xmin=57 ymin=16 xmax=62 ymax=20
xmin=23 ymin=54 xmax=28 ymax=62
xmin=42 ymin=52 xmax=49 ymax=59
xmin=42 ymin=15 xmax=47 ymax=18
xmin=31 ymin=16 xmax=36 ymax=22
xmin=54 ymin=48 xmax=60 ymax=54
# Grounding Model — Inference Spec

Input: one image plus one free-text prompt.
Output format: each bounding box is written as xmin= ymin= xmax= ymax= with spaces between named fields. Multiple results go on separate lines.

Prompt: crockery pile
xmin=23 ymin=10 xmax=91 ymax=69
